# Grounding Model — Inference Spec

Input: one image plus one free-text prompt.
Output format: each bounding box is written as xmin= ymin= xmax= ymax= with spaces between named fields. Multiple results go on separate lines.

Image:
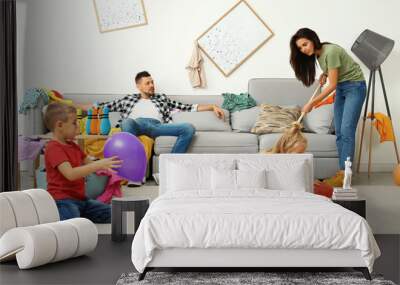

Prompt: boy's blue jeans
xmin=56 ymin=199 xmax=111 ymax=223
xmin=334 ymin=80 xmax=366 ymax=170
xmin=121 ymin=118 xmax=195 ymax=153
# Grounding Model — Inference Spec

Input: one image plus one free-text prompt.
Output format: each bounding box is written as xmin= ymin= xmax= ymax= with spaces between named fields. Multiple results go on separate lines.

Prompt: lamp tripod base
xmin=356 ymin=67 xmax=400 ymax=176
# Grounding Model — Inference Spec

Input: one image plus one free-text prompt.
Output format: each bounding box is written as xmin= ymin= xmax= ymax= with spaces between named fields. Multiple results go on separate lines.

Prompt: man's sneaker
xmin=323 ymin=171 xmax=344 ymax=188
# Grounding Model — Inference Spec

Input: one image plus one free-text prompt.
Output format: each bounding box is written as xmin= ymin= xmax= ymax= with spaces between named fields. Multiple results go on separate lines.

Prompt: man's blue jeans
xmin=56 ymin=199 xmax=111 ymax=223
xmin=334 ymin=80 xmax=366 ymax=170
xmin=121 ymin=118 xmax=195 ymax=153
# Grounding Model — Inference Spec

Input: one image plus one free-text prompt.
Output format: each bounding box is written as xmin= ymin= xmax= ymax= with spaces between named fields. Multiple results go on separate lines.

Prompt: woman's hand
xmin=213 ymin=105 xmax=225 ymax=120
xmin=302 ymin=102 xmax=314 ymax=114
xmin=319 ymin=74 xmax=327 ymax=86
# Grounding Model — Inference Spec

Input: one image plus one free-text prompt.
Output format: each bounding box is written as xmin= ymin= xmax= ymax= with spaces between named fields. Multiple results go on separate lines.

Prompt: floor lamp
xmin=351 ymin=29 xmax=400 ymax=176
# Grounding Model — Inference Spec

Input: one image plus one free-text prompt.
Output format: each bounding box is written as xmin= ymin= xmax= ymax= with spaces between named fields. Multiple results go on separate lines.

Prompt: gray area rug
xmin=116 ymin=271 xmax=396 ymax=285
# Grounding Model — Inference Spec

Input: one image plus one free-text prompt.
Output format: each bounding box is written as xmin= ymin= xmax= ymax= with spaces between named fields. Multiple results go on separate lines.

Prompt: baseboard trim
xmin=357 ymin=163 xmax=396 ymax=173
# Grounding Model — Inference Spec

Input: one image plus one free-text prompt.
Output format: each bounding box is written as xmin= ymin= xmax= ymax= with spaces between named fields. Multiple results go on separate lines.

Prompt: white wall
xmin=17 ymin=0 xmax=400 ymax=170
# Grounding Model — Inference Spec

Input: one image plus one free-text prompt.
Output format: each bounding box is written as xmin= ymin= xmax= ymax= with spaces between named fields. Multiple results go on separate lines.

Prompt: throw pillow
xmin=303 ymin=104 xmax=334 ymax=134
xmin=231 ymin=106 xmax=260 ymax=132
xmin=266 ymin=161 xmax=308 ymax=191
xmin=211 ymin=169 xmax=267 ymax=190
xmin=167 ymin=160 xmax=235 ymax=191
xmin=237 ymin=158 xmax=311 ymax=192
xmin=236 ymin=169 xmax=267 ymax=188
xmin=251 ymin=104 xmax=301 ymax=134
xmin=211 ymin=168 xmax=236 ymax=190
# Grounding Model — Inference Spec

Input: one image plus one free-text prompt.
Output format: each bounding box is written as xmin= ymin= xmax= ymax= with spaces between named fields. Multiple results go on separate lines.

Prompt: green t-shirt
xmin=317 ymin=44 xmax=364 ymax=82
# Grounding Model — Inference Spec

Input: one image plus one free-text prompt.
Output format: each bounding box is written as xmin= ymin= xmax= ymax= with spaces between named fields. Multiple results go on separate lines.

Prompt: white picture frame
xmin=93 ymin=0 xmax=148 ymax=33
xmin=197 ymin=0 xmax=274 ymax=77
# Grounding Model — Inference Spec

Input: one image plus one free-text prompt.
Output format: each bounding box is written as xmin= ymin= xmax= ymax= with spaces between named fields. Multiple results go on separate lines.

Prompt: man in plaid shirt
xmin=81 ymin=71 xmax=224 ymax=153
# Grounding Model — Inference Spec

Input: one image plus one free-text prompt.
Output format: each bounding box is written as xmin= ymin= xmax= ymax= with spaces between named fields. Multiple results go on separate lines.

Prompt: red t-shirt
xmin=45 ymin=140 xmax=86 ymax=200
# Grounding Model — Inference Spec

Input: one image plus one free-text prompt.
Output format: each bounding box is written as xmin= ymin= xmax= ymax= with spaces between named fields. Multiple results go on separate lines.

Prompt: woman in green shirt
xmin=290 ymin=28 xmax=366 ymax=186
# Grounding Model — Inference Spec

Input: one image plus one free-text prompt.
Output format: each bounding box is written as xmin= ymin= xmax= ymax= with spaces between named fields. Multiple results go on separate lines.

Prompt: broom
xmin=262 ymin=85 xmax=322 ymax=154
xmin=296 ymin=84 xmax=322 ymax=124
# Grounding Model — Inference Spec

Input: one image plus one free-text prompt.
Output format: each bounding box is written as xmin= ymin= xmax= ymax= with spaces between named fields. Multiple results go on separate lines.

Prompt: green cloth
xmin=317 ymin=44 xmax=364 ymax=83
xmin=222 ymin=92 xmax=257 ymax=113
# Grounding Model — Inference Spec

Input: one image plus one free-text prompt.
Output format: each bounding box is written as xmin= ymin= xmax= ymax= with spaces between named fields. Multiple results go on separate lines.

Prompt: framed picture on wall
xmin=197 ymin=0 xmax=274 ymax=77
xmin=93 ymin=0 xmax=148 ymax=33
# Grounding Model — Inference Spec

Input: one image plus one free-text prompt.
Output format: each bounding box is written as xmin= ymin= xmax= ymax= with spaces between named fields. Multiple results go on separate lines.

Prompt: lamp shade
xmin=351 ymin=29 xmax=394 ymax=70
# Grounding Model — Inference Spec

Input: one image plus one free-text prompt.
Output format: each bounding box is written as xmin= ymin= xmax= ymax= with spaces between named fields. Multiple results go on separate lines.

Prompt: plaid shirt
xmin=98 ymin=93 xmax=197 ymax=127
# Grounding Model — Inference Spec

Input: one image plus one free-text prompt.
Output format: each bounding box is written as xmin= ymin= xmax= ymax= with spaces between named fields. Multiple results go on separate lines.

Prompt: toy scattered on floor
xmin=84 ymin=106 xmax=111 ymax=135
xmin=76 ymin=108 xmax=86 ymax=134
xmin=91 ymin=108 xmax=99 ymax=135
xmin=85 ymin=109 xmax=93 ymax=135
xmin=47 ymin=89 xmax=73 ymax=105
xmin=313 ymin=181 xmax=333 ymax=198
xmin=103 ymin=132 xmax=147 ymax=182
xmin=99 ymin=107 xmax=111 ymax=135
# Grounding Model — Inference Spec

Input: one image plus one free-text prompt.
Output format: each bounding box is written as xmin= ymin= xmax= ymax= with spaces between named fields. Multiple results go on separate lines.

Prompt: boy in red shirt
xmin=44 ymin=103 xmax=122 ymax=223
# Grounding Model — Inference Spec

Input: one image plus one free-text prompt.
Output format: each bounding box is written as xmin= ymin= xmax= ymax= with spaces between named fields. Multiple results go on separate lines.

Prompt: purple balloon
xmin=103 ymin=132 xmax=147 ymax=182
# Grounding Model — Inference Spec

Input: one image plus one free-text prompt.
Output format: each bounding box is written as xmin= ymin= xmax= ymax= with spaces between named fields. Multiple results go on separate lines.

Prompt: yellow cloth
xmin=84 ymin=128 xmax=154 ymax=162
xmin=84 ymin=139 xmax=106 ymax=159
xmin=367 ymin=112 xmax=394 ymax=143
xmin=138 ymin=135 xmax=154 ymax=162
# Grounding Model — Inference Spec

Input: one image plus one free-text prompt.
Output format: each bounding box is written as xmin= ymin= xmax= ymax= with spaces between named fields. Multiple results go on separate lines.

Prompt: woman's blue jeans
xmin=121 ymin=118 xmax=195 ymax=153
xmin=334 ymin=80 xmax=366 ymax=170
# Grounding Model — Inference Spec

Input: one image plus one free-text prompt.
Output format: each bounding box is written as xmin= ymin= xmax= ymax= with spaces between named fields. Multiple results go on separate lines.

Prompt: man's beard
xmin=144 ymin=89 xmax=155 ymax=96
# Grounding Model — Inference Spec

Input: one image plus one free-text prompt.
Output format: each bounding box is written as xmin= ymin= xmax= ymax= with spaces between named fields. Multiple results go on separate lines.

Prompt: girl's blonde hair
xmin=261 ymin=122 xmax=307 ymax=154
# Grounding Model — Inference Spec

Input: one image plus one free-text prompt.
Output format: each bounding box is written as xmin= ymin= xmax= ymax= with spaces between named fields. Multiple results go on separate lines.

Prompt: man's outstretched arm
xmin=197 ymin=104 xmax=225 ymax=119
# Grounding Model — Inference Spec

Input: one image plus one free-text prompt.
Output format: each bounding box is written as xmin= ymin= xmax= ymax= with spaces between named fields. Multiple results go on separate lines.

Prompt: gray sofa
xmin=35 ymin=78 xmax=338 ymax=179
xmin=153 ymin=78 xmax=339 ymax=179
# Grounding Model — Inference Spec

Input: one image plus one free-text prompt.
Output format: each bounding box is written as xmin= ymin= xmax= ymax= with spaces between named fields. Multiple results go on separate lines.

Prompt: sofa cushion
xmin=172 ymin=110 xmax=231 ymax=131
xmin=154 ymin=131 xmax=259 ymax=154
xmin=259 ymin=133 xmax=338 ymax=158
xmin=231 ymin=106 xmax=260 ymax=132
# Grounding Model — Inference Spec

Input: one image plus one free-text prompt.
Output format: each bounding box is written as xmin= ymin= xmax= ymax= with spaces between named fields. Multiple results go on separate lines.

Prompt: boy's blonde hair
xmin=261 ymin=122 xmax=307 ymax=154
xmin=44 ymin=103 xmax=76 ymax=131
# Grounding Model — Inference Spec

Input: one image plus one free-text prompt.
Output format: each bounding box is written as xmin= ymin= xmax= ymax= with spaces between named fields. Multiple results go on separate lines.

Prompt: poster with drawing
xmin=197 ymin=0 xmax=274 ymax=77
xmin=93 ymin=0 xmax=148 ymax=33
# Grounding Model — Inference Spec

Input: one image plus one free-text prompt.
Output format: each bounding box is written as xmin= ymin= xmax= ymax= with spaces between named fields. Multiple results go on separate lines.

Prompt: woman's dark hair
xmin=290 ymin=28 xmax=323 ymax=86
